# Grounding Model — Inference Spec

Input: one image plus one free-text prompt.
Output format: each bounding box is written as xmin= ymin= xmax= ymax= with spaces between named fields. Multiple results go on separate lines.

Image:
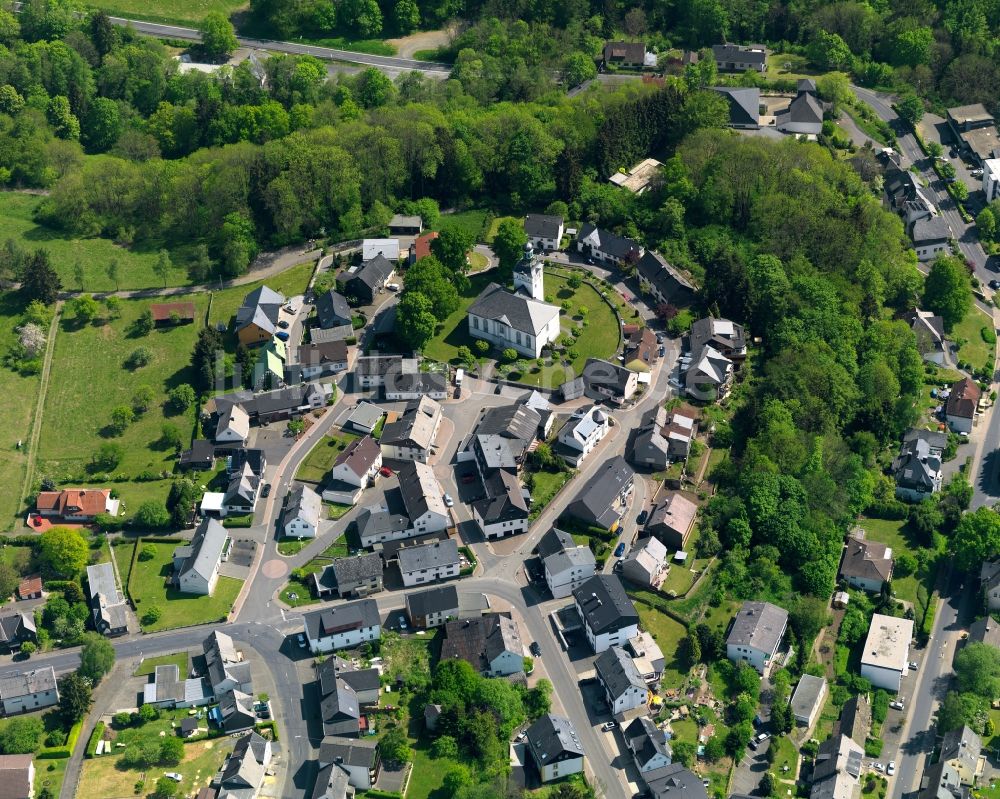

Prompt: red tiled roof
xmin=36 ymin=489 xmax=109 ymax=517
xmin=17 ymin=575 xmax=41 ymax=598
xmin=412 ymin=232 xmax=439 ymax=261
xmin=947 ymin=377 xmax=981 ymax=420
xmin=150 ymin=302 xmax=196 ymax=322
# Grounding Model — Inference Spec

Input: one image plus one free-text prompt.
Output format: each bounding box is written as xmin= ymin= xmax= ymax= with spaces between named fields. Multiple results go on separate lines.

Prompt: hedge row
xmin=85 ymin=722 xmax=105 ymax=758
xmin=223 ymin=515 xmax=254 ymax=529
xmin=255 ymin=720 xmax=279 ymax=741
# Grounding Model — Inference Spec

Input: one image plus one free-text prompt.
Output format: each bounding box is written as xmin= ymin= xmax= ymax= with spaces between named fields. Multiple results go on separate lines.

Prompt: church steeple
xmin=513 ymin=242 xmax=544 ymax=301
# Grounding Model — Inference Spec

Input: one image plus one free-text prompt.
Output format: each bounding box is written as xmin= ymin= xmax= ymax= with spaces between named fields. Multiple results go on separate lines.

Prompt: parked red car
xmin=379 ymin=466 xmax=393 ymax=477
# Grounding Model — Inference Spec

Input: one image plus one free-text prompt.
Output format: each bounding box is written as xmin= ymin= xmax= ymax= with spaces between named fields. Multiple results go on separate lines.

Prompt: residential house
xmin=645 ymin=763 xmax=709 ymax=799
xmin=380 ymin=397 xmax=442 ymax=463
xmin=0 ymin=612 xmax=35 ymax=653
xmin=315 ymin=290 xmax=353 ymax=330
xmin=467 ymin=275 xmax=561 ymax=359
xmin=314 ymin=553 xmax=383 ymax=599
xmin=969 ymin=615 xmax=1000 ymax=647
xmin=893 ymin=428 xmax=945 ymax=502
xmin=664 ymin=412 xmax=697 ymax=461
xmin=911 ymin=216 xmax=952 ymax=261
xmin=466 ymin=403 xmax=541 ymax=473
xmin=217 ymin=689 xmax=256 ymax=733
xmin=324 ymin=435 xmax=382 ymax=505
xmin=408 ymin=231 xmax=438 ymax=265
xmin=982 ymin=560 xmax=1000 ymax=611
xmin=405 ymin=585 xmax=459 ymax=629
xmin=525 ymin=714 xmax=585 ymax=783
xmin=85 ymin=561 xmax=128 ymax=637
xmin=345 ymin=402 xmax=385 ymax=435
xmin=16 ymin=576 xmax=41 ymax=601
xmin=253 ymin=338 xmax=285 ymax=390
xmin=215 ymin=732 xmax=271 ymax=798
xmin=839 ymin=534 xmax=894 ymax=593
xmin=712 ymin=86 xmax=760 ymax=128
xmin=635 ymin=251 xmax=696 ymax=308
xmin=602 ymin=41 xmax=653 ymax=68
xmin=228 ymin=448 xmax=266 ymax=479
xmin=338 ymin=255 xmax=395 ymax=304
xmin=576 ymin=224 xmax=643 ymax=265
xmin=564 ymin=456 xmax=635 ymax=532
xmin=382 ymin=369 xmax=448 ymax=401
xmin=906 ymin=310 xmax=947 ymax=362
xmin=538 ymin=527 xmax=597 ymax=599
xmin=296 ymin=341 xmax=349 ymax=381
xmin=556 ymin=405 xmax=610 ymax=467
xmin=223 ymin=462 xmax=260 ymax=516
xmin=173 ymin=518 xmax=229 ymax=596
xmin=595 ymin=646 xmax=648 ymax=716
xmin=838 ymin=695 xmax=871 ymax=745
xmin=0 ymin=755 xmax=33 ymax=799
xmin=630 ymin=409 xmax=698 ymax=472
xmin=355 ymin=509 xmax=412 ymax=549
xmin=283 ymin=484 xmax=322 ymax=539
xmin=683 ymin=345 xmax=734 ymax=401
xmin=860 ymin=614 xmax=913 ymax=692
xmin=215 ymin=404 xmax=251 ymax=446
xmin=946 ymin=377 xmax=981 ymax=433
xmin=644 ymin=491 xmax=698 ymax=550
xmin=317 ymin=738 xmax=380 ymax=790
xmin=142 ymin=664 xmax=212 ymax=708
xmin=311 ymin=763 xmax=355 ymax=799
xmin=398 ymin=461 xmax=449 ymax=535
xmin=712 ymin=42 xmax=767 ymax=73
xmin=946 ymin=104 xmax=998 ymax=165
xmin=0 ymin=667 xmax=58 ymax=715
xmin=35 ymin=488 xmax=119 ymax=522
xmin=621 ymin=537 xmax=668 ymax=590
xmin=205 ymin=630 xmax=253 ymax=697
xmin=361 ymin=239 xmax=400 ymax=261
xmin=582 ymin=358 xmax=639 ymax=404
xmin=524 ymin=214 xmax=564 ymax=251
xmin=320 ymin=658 xmax=380 ymax=706
xmin=627 ymin=631 xmax=665 ymax=683
xmin=775 ymin=84 xmax=824 ymax=135
xmin=388 ymin=214 xmax=422 ymax=235
xmin=472 ymin=468 xmax=529 ymax=540
xmin=524 ymin=390 xmax=555 ymax=438
xmin=356 ymin=356 xmax=405 ymax=390
xmin=303 ymin=600 xmax=381 ymax=653
xmin=573 ymin=575 xmax=640 ymax=653
xmin=151 ymin=302 xmax=196 ymax=326
xmin=939 ymin=726 xmax=984 ymax=786
xmin=396 ymin=539 xmax=460 ymax=587
xmin=984 ymin=158 xmax=1000 ymax=202
xmin=625 ymin=716 xmax=672 ymax=773
xmin=179 ymin=439 xmax=216 ymax=471
xmin=920 ymin=761 xmax=970 ymax=799
xmin=235 ymin=286 xmax=284 ymax=346
xmin=688 ymin=317 xmax=747 ymax=360
xmin=791 ymin=674 xmax=827 ymax=728
xmin=440 ymin=613 xmax=524 ymax=677
xmin=809 ymin=734 xmax=865 ymax=799
xmin=725 ymin=601 xmax=789 ymax=675
xmin=623 ymin=326 xmax=657 ymax=372
xmin=318 ymin=672 xmax=361 ymax=737
xmin=609 ymin=159 xmax=664 ymax=195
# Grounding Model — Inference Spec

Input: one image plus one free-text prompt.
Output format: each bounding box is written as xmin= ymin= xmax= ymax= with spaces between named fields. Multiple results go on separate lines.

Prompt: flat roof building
xmin=860 ymin=614 xmax=913 ymax=692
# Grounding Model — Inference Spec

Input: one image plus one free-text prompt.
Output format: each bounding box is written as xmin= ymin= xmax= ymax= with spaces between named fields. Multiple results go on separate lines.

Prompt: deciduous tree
xmin=38 ymin=527 xmax=89 ymax=577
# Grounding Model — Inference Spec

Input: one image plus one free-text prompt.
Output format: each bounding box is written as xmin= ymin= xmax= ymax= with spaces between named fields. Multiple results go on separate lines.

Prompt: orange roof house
xmin=35 ymin=489 xmax=119 ymax=520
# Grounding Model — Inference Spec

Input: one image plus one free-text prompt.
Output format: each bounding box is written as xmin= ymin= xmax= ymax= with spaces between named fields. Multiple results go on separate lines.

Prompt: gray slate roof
xmin=577 ymin=224 xmax=642 ymax=260
xmin=332 ymin=553 xmax=383 ymax=586
xmin=713 ymin=86 xmax=760 ymax=126
xmin=726 ymin=601 xmax=788 ymax=654
xmin=405 ymin=585 xmax=460 ymax=619
xmin=526 ymin=714 xmax=584 ymax=767
xmin=646 ymin=763 xmax=710 ymax=799
xmin=304 ymin=600 xmax=381 ymax=640
xmin=397 ymin=539 xmax=459 ymax=574
xmin=565 ymin=456 xmax=634 ymax=529
xmin=790 ymin=674 xmax=826 ymax=720
xmin=595 ymin=646 xmax=646 ymax=700
xmin=524 ymin=214 xmax=563 ymax=239
xmin=912 ymin=215 xmax=951 ymax=244
xmin=573 ymin=575 xmax=639 ymax=635
xmin=0 ymin=666 xmax=57 ymax=700
xmin=177 ymin=518 xmax=228 ymax=585
xmin=315 ymin=290 xmax=352 ymax=329
xmin=467 ymin=282 xmax=560 ymax=337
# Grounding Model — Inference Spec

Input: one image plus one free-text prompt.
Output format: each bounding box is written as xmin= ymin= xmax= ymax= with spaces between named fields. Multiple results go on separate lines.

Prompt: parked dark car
xmin=261 ymin=483 xmax=271 ymax=497
xmin=636 ymin=510 xmax=648 ymax=525
xmin=529 ymin=642 xmax=541 ymax=657
xmin=614 ymin=542 xmax=626 ymax=557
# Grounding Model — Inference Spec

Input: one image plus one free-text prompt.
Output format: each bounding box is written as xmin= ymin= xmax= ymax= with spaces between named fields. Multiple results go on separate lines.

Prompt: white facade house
xmin=400 ymin=461 xmax=450 ymax=534
xmin=573 ymin=575 xmax=640 ymax=654
xmin=525 ymin=715 xmax=585 ymax=783
xmin=557 ymin=406 xmax=610 ymax=467
xmin=595 ymin=647 xmax=648 ymax=716
xmin=538 ymin=529 xmax=597 ymax=599
xmin=325 ymin=435 xmax=382 ymax=505
xmin=215 ymin=404 xmax=250 ymax=445
xmin=524 ymin=214 xmax=564 ymax=251
xmin=283 ymin=483 xmax=322 ymax=539
xmin=397 ymin=539 xmax=461 ymax=588
xmin=173 ymin=518 xmax=229 ymax=596
xmin=860 ymin=614 xmax=913 ymax=692
xmin=0 ymin=667 xmax=59 ymax=715
xmin=303 ymin=601 xmax=381 ymax=653
xmin=984 ymin=158 xmax=1000 ymax=201
xmin=379 ymin=396 xmax=441 ymax=463
xmin=725 ymin=601 xmax=788 ymax=675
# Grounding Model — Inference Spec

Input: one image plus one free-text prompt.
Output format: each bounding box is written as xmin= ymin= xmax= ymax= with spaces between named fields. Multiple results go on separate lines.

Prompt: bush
xmin=872 ymin=690 xmax=889 ymax=724
xmin=138 ymin=544 xmax=157 ymax=561
xmin=123 ymin=347 xmax=152 ymax=370
xmin=865 ymin=737 xmax=883 ymax=757
xmin=86 ymin=722 xmax=105 ymax=757
xmin=142 ymin=606 xmax=162 ymax=625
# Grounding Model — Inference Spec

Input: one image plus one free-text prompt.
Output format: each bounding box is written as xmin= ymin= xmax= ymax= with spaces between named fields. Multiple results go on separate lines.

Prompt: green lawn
xmin=485 ymin=215 xmax=519 ymax=243
xmin=527 ymin=469 xmax=572 ymax=520
xmin=635 ymin=602 xmax=689 ymax=690
xmin=435 ymin=210 xmax=489 ymax=241
xmin=277 ymin=539 xmax=309 ymax=555
xmin=766 ymin=52 xmax=820 ymax=80
xmin=467 ymin=251 xmax=489 ymax=272
xmin=0 ymin=291 xmax=43 ymax=528
xmin=953 ymin=306 xmax=995 ymax=372
xmin=662 ymin=564 xmax=695 ymax=597
xmin=280 ymin=578 xmax=314 ymax=607
xmin=36 ymin=294 xmax=208 ymax=511
xmin=134 ymin=652 xmax=190 ymax=677
xmin=0 ymin=193 xmax=189 ymax=292
xmin=85 ymin=0 xmax=246 ymax=24
xmin=0 ymin=543 xmax=32 ymax=573
xmin=771 ymin=734 xmax=799 ymax=776
xmin=860 ymin=516 xmax=937 ymax=606
xmin=124 ymin=540 xmax=243 ymax=631
xmin=295 ymin=430 xmax=360 ymax=483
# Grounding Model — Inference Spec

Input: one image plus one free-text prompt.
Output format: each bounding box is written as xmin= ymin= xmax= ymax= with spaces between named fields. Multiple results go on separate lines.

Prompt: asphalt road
xmin=109 ymin=16 xmax=451 ymax=75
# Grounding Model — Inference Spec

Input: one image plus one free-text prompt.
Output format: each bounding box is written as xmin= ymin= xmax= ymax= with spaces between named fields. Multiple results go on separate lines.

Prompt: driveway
xmin=731 ymin=740 xmax=772 ymax=796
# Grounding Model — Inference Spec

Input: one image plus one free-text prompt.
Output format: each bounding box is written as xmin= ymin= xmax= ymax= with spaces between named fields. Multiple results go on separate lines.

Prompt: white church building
xmin=466 ymin=245 xmax=562 ymax=359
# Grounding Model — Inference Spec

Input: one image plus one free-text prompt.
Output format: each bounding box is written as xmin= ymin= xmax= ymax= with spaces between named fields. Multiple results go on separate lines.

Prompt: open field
xmin=135 ymin=652 xmax=190 ymax=677
xmin=0 ymin=291 xmax=42 ymax=527
xmin=953 ymin=305 xmax=995 ymax=372
xmin=435 ymin=209 xmax=489 ymax=241
xmin=88 ymin=0 xmax=245 ymax=24
xmin=766 ymin=52 xmax=821 ymax=81
xmin=36 ymin=295 xmax=207 ymax=509
xmin=295 ymin=430 xmax=360 ymax=483
xmin=79 ymin=732 xmax=233 ymax=799
xmin=0 ymin=192 xmax=187 ymax=291
xmin=123 ymin=540 xmax=243 ymax=630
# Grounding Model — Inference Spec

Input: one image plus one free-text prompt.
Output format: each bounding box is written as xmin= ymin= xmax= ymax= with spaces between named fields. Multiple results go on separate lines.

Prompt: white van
xmin=455 ymin=368 xmax=464 ymax=386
